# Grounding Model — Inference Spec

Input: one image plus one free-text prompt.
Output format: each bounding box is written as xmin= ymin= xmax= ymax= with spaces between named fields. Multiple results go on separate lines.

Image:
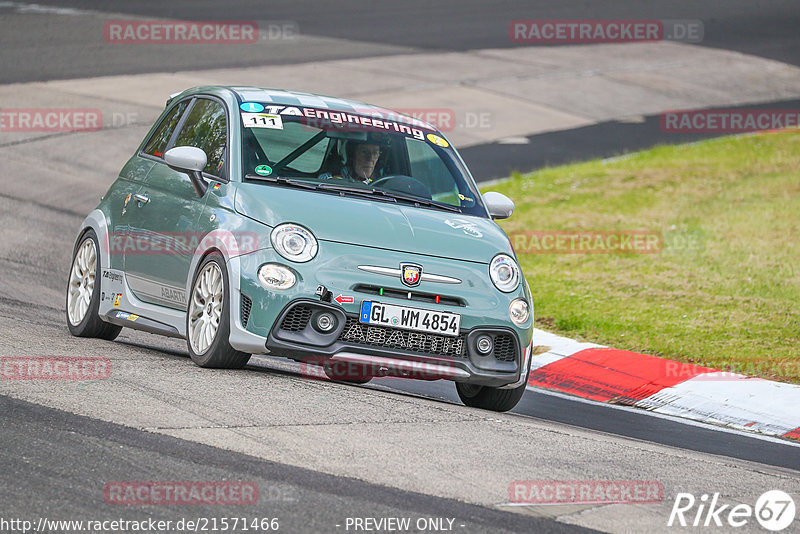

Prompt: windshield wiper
xmin=317 ymin=183 xmax=398 ymax=203
xmin=245 ymin=174 xmax=319 ymax=190
xmin=379 ymin=191 xmax=462 ymax=212
xmin=318 ymin=183 xmax=461 ymax=212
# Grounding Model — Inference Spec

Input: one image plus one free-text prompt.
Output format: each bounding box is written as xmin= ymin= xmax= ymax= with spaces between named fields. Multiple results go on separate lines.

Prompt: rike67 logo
xmin=668 ymin=490 xmax=796 ymax=531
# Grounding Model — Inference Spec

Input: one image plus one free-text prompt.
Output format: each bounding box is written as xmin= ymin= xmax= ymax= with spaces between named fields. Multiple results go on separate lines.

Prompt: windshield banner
xmin=245 ymin=105 xmax=435 ymax=141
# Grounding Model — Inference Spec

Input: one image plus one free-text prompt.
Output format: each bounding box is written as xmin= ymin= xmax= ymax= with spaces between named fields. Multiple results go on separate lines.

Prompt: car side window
xmin=142 ymin=101 xmax=189 ymax=158
xmin=173 ymin=98 xmax=228 ymax=178
xmin=405 ymin=138 xmax=457 ymax=198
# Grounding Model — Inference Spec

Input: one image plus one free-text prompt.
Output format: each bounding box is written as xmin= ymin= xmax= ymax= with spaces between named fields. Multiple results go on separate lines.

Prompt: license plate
xmin=359 ymin=301 xmax=461 ymax=337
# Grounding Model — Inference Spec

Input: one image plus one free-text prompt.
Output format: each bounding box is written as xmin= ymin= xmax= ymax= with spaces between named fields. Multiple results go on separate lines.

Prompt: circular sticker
xmin=240 ymin=102 xmax=265 ymax=113
xmin=426 ymin=133 xmax=449 ymax=148
xmin=254 ymin=165 xmax=272 ymax=176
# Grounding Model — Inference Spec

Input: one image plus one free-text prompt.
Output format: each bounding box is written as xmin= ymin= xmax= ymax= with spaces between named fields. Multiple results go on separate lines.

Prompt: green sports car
xmin=66 ymin=86 xmax=533 ymax=411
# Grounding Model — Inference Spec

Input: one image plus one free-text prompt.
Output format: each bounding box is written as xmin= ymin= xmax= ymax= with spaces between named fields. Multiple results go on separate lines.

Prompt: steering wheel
xmin=370 ymin=175 xmax=432 ymax=199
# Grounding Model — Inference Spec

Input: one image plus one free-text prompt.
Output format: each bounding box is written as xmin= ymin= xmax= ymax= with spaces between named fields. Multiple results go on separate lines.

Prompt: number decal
xmin=241 ymin=112 xmax=283 ymax=130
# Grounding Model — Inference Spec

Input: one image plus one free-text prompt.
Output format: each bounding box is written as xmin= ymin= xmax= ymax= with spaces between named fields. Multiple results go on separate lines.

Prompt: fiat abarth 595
xmin=66 ymin=86 xmax=533 ymax=411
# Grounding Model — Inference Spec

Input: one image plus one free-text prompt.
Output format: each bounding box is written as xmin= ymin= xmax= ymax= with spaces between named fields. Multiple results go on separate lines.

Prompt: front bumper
xmin=232 ymin=243 xmax=533 ymax=387
xmin=264 ymin=299 xmax=529 ymax=387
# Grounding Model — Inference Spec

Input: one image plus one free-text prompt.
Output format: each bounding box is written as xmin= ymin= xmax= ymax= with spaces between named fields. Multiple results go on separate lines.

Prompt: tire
xmin=186 ymin=252 xmax=250 ymax=369
xmin=322 ymin=360 xmax=373 ymax=384
xmin=455 ymin=379 xmax=527 ymax=412
xmin=66 ymin=230 xmax=122 ymax=341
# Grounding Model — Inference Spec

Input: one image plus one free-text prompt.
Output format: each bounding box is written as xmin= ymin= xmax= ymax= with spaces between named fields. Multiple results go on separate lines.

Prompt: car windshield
xmin=239 ymin=104 xmax=487 ymax=217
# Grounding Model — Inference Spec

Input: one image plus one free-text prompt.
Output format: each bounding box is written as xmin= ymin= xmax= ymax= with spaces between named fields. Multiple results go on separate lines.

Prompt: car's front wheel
xmin=455 ymin=379 xmax=527 ymax=412
xmin=66 ymin=230 xmax=122 ymax=340
xmin=186 ymin=253 xmax=250 ymax=369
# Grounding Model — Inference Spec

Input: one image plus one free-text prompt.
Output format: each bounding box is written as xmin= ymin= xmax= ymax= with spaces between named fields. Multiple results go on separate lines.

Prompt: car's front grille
xmin=280 ymin=305 xmax=313 ymax=332
xmin=493 ymin=333 xmax=517 ymax=362
xmin=337 ymin=317 xmax=466 ymax=358
xmin=353 ymin=284 xmax=465 ymax=307
xmin=240 ymin=294 xmax=252 ymax=327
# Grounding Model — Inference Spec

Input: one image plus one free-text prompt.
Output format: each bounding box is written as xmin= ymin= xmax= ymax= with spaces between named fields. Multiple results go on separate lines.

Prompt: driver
xmin=319 ymin=134 xmax=388 ymax=184
xmin=348 ymin=142 xmax=382 ymax=183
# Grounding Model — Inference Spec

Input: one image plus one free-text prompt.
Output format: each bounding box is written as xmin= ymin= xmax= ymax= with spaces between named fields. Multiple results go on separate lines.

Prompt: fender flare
xmin=187 ymin=229 xmax=269 ymax=354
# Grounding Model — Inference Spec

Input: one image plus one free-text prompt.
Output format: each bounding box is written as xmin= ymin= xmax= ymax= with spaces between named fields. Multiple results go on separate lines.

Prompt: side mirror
xmin=483 ymin=191 xmax=515 ymax=219
xmin=164 ymin=146 xmax=209 ymax=197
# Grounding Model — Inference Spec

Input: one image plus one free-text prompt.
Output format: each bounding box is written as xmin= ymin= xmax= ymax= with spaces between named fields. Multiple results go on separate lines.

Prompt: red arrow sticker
xmin=334 ymin=294 xmax=354 ymax=304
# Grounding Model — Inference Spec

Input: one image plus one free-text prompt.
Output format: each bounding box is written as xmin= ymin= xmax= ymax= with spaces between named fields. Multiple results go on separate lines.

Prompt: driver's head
xmin=344 ymin=133 xmax=389 ymax=181
xmin=351 ymin=143 xmax=381 ymax=180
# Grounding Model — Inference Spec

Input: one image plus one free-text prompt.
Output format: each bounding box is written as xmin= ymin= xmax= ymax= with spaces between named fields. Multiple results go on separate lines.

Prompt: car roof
xmin=225 ymin=86 xmax=437 ymax=131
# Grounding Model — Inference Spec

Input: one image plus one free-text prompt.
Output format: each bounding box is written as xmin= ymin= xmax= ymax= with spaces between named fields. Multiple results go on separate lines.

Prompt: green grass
xmin=485 ymin=131 xmax=800 ymax=382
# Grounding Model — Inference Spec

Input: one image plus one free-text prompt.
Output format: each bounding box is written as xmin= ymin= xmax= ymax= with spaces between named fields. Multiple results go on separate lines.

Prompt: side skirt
xmin=105 ymin=309 xmax=183 ymax=338
xmin=98 ymin=268 xmax=187 ymax=337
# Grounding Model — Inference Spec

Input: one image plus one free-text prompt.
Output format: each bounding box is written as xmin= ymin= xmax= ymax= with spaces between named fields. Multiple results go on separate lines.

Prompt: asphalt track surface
xmin=2 ymin=2 xmax=800 ymax=532
xmin=461 ymin=96 xmax=800 ymax=179
xmin=0 ymin=395 xmax=588 ymax=534
xmin=4 ymin=0 xmax=800 ymax=82
xmin=3 ymin=0 xmax=800 ymax=178
xmin=368 ymin=376 xmax=800 ymax=472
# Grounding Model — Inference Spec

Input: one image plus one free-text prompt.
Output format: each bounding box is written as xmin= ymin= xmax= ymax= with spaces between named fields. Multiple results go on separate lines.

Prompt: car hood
xmin=234 ymin=183 xmax=513 ymax=263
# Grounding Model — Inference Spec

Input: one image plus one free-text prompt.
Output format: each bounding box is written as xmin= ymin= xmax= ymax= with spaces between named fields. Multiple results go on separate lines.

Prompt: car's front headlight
xmin=489 ymin=254 xmax=520 ymax=292
xmin=271 ymin=224 xmax=318 ymax=263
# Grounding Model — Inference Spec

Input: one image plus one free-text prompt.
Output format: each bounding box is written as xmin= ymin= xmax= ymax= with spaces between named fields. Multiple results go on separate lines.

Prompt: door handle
xmin=134 ymin=193 xmax=150 ymax=206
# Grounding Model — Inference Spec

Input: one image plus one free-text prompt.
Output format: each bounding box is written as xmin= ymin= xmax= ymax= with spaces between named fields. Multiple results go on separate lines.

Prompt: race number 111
xmin=242 ymin=113 xmax=283 ymax=129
